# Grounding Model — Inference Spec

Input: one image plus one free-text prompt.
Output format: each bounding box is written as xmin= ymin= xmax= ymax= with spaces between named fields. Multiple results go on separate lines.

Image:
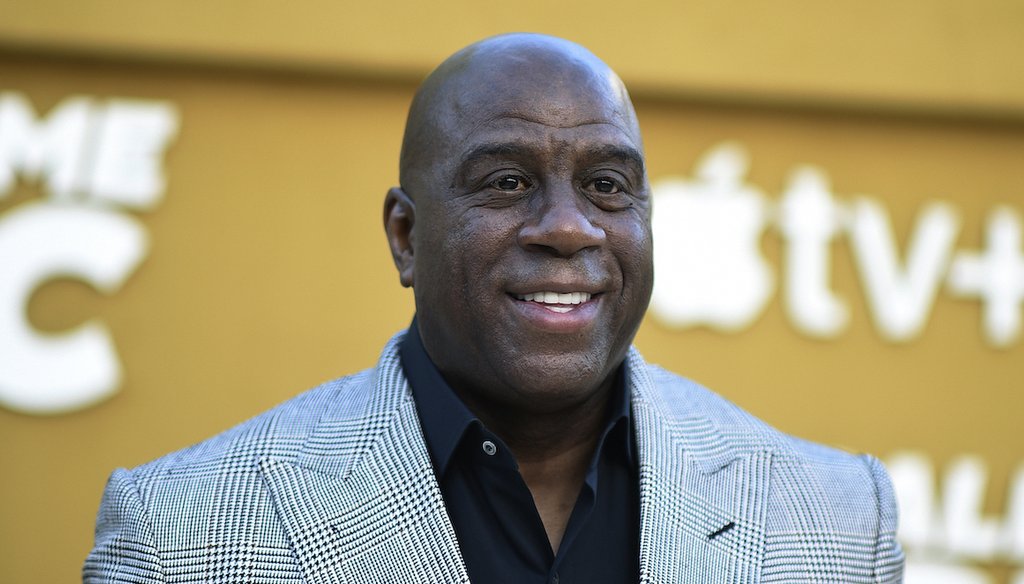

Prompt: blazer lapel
xmin=628 ymin=350 xmax=771 ymax=584
xmin=259 ymin=340 xmax=770 ymax=584
xmin=259 ymin=339 xmax=469 ymax=584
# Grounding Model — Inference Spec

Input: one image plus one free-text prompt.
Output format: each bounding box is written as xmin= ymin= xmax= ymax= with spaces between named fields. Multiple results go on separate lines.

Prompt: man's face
xmin=397 ymin=45 xmax=653 ymax=414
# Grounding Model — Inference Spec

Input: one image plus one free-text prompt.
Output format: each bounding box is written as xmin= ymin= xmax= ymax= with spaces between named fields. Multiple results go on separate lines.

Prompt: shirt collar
xmin=400 ymin=317 xmax=477 ymax=475
xmin=399 ymin=317 xmax=635 ymax=477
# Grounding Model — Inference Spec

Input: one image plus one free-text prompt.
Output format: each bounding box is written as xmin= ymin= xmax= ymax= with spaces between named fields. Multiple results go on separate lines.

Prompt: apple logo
xmin=650 ymin=142 xmax=774 ymax=332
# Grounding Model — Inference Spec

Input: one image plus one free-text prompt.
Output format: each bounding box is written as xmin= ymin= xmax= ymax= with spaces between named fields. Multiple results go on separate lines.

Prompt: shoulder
xmin=85 ymin=330 xmax=423 ymax=581
xmin=640 ymin=361 xmax=903 ymax=580
xmin=643 ymin=362 xmax=869 ymax=463
xmin=86 ymin=366 xmax=385 ymax=581
xmin=640 ymin=362 xmax=896 ymax=525
xmin=125 ymin=366 xmax=376 ymax=493
xmin=639 ymin=361 xmax=904 ymax=580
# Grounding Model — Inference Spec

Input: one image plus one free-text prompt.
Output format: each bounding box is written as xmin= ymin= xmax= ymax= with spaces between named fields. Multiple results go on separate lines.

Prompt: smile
xmin=514 ymin=292 xmax=593 ymax=313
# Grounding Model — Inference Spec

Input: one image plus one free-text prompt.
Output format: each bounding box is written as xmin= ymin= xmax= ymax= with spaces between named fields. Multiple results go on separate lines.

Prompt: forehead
xmin=440 ymin=50 xmax=641 ymax=154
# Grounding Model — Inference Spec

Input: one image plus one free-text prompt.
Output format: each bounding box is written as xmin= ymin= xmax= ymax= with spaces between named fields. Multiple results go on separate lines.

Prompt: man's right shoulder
xmin=126 ymin=367 xmax=377 ymax=482
xmin=85 ymin=364 xmax=401 ymax=582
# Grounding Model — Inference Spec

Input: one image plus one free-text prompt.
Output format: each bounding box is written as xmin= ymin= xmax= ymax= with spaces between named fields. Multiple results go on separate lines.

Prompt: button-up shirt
xmin=400 ymin=319 xmax=640 ymax=584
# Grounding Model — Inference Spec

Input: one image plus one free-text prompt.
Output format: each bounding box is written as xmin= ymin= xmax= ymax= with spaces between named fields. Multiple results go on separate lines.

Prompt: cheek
xmin=609 ymin=216 xmax=654 ymax=280
xmin=420 ymin=209 xmax=519 ymax=308
xmin=445 ymin=209 xmax=520 ymax=264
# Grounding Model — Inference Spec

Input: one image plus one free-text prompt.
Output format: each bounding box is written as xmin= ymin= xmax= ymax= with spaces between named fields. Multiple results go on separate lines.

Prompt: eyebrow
xmin=458 ymin=142 xmax=646 ymax=173
xmin=458 ymin=143 xmax=532 ymax=167
xmin=584 ymin=144 xmax=646 ymax=174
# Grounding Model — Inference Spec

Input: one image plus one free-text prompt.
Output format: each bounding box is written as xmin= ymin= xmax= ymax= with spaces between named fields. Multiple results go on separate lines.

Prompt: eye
xmin=582 ymin=174 xmax=635 ymax=211
xmin=591 ymin=178 xmax=621 ymax=194
xmin=491 ymin=175 xmax=528 ymax=191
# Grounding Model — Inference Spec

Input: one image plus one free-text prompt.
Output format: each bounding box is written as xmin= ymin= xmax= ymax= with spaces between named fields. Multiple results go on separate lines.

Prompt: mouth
xmin=512 ymin=291 xmax=595 ymax=313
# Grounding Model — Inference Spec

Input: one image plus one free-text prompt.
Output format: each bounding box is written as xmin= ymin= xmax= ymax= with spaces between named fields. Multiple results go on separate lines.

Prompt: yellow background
xmin=1 ymin=1 xmax=1022 ymax=581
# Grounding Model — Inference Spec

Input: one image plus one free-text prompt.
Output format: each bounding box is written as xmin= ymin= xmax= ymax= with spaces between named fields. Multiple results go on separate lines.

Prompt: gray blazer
xmin=85 ymin=334 xmax=904 ymax=583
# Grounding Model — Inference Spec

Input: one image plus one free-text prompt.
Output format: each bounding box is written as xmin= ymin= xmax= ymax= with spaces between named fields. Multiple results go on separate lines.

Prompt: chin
xmin=496 ymin=353 xmax=615 ymax=410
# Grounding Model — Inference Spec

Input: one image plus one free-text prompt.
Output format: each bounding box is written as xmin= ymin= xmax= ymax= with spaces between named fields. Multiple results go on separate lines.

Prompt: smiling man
xmin=86 ymin=34 xmax=904 ymax=583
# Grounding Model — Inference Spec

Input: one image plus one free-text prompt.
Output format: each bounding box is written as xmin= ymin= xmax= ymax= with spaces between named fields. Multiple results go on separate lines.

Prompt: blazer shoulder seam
xmin=119 ymin=467 xmax=167 ymax=580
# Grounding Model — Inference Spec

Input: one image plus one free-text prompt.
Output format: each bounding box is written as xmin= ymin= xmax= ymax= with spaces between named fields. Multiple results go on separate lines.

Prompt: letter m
xmin=0 ymin=92 xmax=92 ymax=200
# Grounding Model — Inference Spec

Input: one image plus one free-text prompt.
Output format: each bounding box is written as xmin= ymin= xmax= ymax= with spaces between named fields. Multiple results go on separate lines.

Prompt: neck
xmin=457 ymin=373 xmax=616 ymax=463
xmin=451 ymin=373 xmax=618 ymax=553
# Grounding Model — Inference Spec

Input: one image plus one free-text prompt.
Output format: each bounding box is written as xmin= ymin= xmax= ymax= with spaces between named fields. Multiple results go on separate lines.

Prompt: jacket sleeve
xmin=83 ymin=468 xmax=165 ymax=583
xmin=862 ymin=454 xmax=905 ymax=583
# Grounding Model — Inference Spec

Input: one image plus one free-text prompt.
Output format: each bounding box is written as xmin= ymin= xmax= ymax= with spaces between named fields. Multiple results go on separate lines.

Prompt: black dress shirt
xmin=400 ymin=319 xmax=640 ymax=584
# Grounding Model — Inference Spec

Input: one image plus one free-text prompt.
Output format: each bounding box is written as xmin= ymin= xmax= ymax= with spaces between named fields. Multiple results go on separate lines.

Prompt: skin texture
xmin=384 ymin=33 xmax=653 ymax=552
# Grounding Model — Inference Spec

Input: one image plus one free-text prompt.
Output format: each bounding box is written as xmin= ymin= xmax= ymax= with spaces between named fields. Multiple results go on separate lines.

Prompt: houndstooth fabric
xmin=85 ymin=334 xmax=904 ymax=583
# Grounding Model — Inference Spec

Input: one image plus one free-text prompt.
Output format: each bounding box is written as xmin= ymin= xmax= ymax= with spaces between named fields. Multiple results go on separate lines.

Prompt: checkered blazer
xmin=85 ymin=334 xmax=904 ymax=583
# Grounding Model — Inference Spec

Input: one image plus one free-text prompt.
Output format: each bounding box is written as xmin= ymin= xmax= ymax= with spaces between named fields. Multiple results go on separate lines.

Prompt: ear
xmin=384 ymin=187 xmax=416 ymax=288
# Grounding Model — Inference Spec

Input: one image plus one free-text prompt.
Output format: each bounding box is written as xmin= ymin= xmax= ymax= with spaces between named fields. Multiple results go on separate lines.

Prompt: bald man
xmin=86 ymin=34 xmax=904 ymax=583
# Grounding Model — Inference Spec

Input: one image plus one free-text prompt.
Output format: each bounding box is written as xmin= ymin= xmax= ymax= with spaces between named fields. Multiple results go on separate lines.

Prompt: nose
xmin=518 ymin=188 xmax=606 ymax=257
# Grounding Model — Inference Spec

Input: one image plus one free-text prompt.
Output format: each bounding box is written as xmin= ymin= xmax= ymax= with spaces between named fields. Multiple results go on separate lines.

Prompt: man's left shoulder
xmin=640 ymin=362 xmax=899 ymax=524
xmin=637 ymin=362 xmax=904 ymax=580
xmin=638 ymin=363 xmax=896 ymax=518
xmin=640 ymin=363 xmax=880 ymax=466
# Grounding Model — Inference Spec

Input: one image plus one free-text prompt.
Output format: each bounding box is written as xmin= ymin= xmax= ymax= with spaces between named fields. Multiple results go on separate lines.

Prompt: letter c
xmin=0 ymin=201 xmax=147 ymax=414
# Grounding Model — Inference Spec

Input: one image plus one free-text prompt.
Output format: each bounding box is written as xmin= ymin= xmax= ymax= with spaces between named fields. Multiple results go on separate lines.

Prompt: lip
xmin=507 ymin=292 xmax=602 ymax=333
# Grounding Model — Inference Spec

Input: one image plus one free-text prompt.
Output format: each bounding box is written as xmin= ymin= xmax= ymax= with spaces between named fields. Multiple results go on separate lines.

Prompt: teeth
xmin=515 ymin=292 xmax=592 ymax=305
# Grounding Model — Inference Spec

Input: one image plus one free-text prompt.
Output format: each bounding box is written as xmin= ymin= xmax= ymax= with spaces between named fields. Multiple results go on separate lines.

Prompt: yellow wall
xmin=3 ymin=0 xmax=1024 ymax=116
xmin=1 ymin=2 xmax=1022 ymax=582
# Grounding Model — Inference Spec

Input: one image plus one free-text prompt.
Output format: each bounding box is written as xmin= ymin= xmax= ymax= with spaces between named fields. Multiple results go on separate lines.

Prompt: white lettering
xmin=886 ymin=452 xmax=941 ymax=552
xmin=0 ymin=202 xmax=147 ymax=414
xmin=0 ymin=93 xmax=93 ymax=200
xmin=0 ymin=91 xmax=177 ymax=415
xmin=650 ymin=141 xmax=1024 ymax=345
xmin=1006 ymin=464 xmax=1024 ymax=561
xmin=948 ymin=207 xmax=1024 ymax=347
xmin=88 ymin=99 xmax=179 ymax=209
xmin=943 ymin=456 xmax=1001 ymax=560
xmin=777 ymin=167 xmax=849 ymax=337
xmin=848 ymin=198 xmax=960 ymax=341
xmin=0 ymin=91 xmax=178 ymax=207
xmin=905 ymin=561 xmax=991 ymax=584
xmin=885 ymin=451 xmax=1024 ymax=568
xmin=650 ymin=143 xmax=774 ymax=330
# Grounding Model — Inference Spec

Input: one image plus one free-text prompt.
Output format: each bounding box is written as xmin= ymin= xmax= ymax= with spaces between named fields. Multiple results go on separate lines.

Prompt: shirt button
xmin=481 ymin=440 xmax=497 ymax=456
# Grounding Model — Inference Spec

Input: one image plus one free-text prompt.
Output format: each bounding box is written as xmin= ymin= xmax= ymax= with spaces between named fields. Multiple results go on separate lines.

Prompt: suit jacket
xmin=85 ymin=334 xmax=904 ymax=583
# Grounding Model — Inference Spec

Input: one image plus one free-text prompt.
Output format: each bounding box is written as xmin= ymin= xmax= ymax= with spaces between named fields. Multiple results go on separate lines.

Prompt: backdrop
xmin=1 ymin=2 xmax=1022 ymax=582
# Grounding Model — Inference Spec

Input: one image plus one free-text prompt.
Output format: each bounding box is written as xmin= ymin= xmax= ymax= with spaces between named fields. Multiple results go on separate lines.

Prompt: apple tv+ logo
xmin=650 ymin=142 xmax=1024 ymax=348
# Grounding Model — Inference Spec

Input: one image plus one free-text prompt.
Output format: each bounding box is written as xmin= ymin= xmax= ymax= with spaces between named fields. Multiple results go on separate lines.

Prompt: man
xmin=86 ymin=34 xmax=904 ymax=583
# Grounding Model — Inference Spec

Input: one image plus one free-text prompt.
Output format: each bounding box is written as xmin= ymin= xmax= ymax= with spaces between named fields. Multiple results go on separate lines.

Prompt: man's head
xmin=385 ymin=33 xmax=653 ymax=416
